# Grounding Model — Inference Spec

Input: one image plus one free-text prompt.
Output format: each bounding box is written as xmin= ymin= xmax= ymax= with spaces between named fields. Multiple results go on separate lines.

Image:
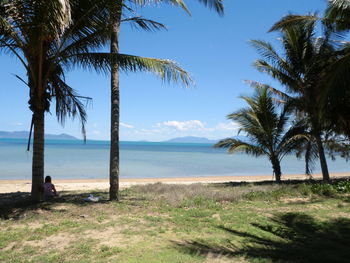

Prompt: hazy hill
xmin=0 ymin=131 xmax=78 ymax=140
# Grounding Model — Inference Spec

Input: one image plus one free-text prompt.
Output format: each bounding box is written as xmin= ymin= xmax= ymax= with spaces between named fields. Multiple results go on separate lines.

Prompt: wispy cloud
xmin=120 ymin=122 xmax=134 ymax=129
xmin=156 ymin=120 xmax=239 ymax=133
xmin=119 ymin=119 xmax=240 ymax=141
xmin=157 ymin=120 xmax=205 ymax=131
xmin=13 ymin=122 xmax=24 ymax=126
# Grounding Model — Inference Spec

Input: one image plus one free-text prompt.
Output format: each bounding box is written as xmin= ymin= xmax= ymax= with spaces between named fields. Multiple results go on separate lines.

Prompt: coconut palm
xmin=215 ymin=86 xmax=307 ymax=183
xmin=322 ymin=0 xmax=350 ymax=137
xmin=0 ymin=0 xmax=96 ymax=201
xmin=0 ymin=0 xmax=193 ymax=202
xmin=261 ymin=0 xmax=350 ymax=138
xmin=107 ymin=0 xmax=224 ymax=200
xmin=250 ymin=18 xmax=343 ymax=181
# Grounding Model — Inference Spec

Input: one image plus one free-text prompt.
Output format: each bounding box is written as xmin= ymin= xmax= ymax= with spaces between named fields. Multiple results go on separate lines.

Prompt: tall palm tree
xmin=0 ymin=0 xmax=193 ymax=202
xmin=0 ymin=0 xmax=94 ymax=201
xmin=250 ymin=19 xmax=342 ymax=182
xmin=215 ymin=86 xmax=307 ymax=183
xmin=259 ymin=0 xmax=350 ymax=138
xmin=107 ymin=0 xmax=224 ymax=200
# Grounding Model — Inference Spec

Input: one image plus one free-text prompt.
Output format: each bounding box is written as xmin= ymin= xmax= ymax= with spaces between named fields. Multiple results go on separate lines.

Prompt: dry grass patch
xmin=131 ymin=182 xmax=287 ymax=206
xmin=281 ymin=197 xmax=311 ymax=203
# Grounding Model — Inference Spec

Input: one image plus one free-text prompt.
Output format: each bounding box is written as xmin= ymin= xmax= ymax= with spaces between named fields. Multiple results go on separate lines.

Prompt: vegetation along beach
xmin=1 ymin=0 xmax=350 ymax=262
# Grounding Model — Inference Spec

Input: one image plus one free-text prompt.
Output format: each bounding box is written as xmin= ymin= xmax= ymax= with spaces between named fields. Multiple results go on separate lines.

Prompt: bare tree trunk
xmin=315 ymin=134 xmax=330 ymax=182
xmin=271 ymin=157 xmax=282 ymax=183
xmin=31 ymin=110 xmax=45 ymax=202
xmin=109 ymin=1 xmax=122 ymax=201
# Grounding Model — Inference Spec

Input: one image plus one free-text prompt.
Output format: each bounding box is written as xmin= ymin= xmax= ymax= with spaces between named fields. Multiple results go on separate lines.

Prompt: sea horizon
xmin=0 ymin=138 xmax=349 ymax=181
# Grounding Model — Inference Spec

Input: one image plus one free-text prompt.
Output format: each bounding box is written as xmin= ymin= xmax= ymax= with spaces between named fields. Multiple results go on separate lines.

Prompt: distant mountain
xmin=164 ymin=136 xmax=218 ymax=144
xmin=0 ymin=131 xmax=78 ymax=140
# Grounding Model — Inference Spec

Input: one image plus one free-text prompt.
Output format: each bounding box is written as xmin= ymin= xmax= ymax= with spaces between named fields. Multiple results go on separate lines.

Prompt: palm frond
xmin=244 ymin=80 xmax=290 ymax=104
xmin=277 ymin=123 xmax=309 ymax=160
xmin=214 ymin=138 xmax=267 ymax=157
xmin=326 ymin=0 xmax=350 ymax=31
xmin=13 ymin=74 xmax=29 ymax=87
xmin=269 ymin=14 xmax=319 ymax=32
xmin=129 ymin=0 xmax=191 ymax=15
xmin=250 ymin=40 xmax=290 ymax=70
xmin=63 ymin=52 xmax=193 ymax=87
xmin=196 ymin=0 xmax=224 ymax=15
xmin=130 ymin=0 xmax=223 ymax=15
xmin=50 ymin=73 xmax=91 ymax=140
xmin=122 ymin=16 xmax=166 ymax=31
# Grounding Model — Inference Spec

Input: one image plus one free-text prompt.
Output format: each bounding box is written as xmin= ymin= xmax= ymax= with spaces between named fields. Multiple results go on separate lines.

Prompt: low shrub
xmin=310 ymin=184 xmax=337 ymax=196
xmin=309 ymin=180 xmax=350 ymax=196
xmin=333 ymin=180 xmax=350 ymax=193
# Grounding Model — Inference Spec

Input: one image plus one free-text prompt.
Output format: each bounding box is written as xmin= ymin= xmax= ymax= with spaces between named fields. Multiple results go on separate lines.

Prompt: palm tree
xmin=0 ymin=0 xmax=193 ymax=202
xmin=322 ymin=0 xmax=350 ymax=138
xmin=0 ymin=0 xmax=95 ymax=201
xmin=215 ymin=86 xmax=307 ymax=183
xmin=250 ymin=19 xmax=342 ymax=182
xmin=107 ymin=0 xmax=224 ymax=200
xmin=259 ymin=0 xmax=350 ymax=138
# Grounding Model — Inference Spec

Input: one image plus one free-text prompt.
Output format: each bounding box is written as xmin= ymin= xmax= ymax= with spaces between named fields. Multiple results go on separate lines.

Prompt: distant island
xmin=0 ymin=132 xmax=240 ymax=143
xmin=163 ymin=136 xmax=218 ymax=144
xmin=0 ymin=131 xmax=78 ymax=140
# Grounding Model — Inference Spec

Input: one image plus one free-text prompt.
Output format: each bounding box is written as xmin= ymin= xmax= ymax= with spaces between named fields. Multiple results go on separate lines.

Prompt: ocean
xmin=0 ymin=138 xmax=349 ymax=180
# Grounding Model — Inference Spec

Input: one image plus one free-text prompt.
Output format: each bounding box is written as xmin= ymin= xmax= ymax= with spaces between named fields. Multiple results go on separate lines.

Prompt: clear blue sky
xmin=0 ymin=0 xmax=327 ymax=141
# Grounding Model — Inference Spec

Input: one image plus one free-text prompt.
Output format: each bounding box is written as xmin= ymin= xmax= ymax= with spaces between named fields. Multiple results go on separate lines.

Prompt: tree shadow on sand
xmin=0 ymin=191 xmax=112 ymax=220
xmin=175 ymin=212 xmax=350 ymax=263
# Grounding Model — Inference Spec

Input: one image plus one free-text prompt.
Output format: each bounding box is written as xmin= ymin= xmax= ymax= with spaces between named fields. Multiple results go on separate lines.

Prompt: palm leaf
xmin=269 ymin=14 xmax=319 ymax=33
xmin=62 ymin=52 xmax=193 ymax=87
xmin=214 ymin=138 xmax=267 ymax=156
xmin=196 ymin=0 xmax=224 ymax=15
xmin=122 ymin=16 xmax=166 ymax=31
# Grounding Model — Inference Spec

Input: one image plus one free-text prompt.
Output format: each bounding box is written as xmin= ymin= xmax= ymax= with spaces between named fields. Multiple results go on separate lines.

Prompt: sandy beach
xmin=0 ymin=172 xmax=349 ymax=193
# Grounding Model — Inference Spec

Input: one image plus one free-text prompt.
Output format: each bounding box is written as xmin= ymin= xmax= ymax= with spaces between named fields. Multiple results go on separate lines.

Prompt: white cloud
xmin=157 ymin=120 xmax=205 ymax=131
xmin=120 ymin=122 xmax=134 ymax=129
xmin=13 ymin=122 xmax=23 ymax=126
xmin=119 ymin=119 xmax=241 ymax=141
xmin=214 ymin=122 xmax=240 ymax=131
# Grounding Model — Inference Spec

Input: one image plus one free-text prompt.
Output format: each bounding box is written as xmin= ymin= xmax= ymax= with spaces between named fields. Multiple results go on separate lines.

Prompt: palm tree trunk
xmin=315 ymin=134 xmax=330 ymax=182
xmin=31 ymin=110 xmax=45 ymax=202
xmin=271 ymin=158 xmax=282 ymax=183
xmin=109 ymin=1 xmax=122 ymax=201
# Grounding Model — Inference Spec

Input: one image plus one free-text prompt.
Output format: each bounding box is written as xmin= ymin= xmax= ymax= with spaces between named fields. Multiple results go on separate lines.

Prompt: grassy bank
xmin=1 ymin=180 xmax=350 ymax=263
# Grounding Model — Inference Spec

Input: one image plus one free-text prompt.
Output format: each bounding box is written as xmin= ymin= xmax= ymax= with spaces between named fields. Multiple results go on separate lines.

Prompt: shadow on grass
xmin=175 ymin=212 xmax=350 ymax=263
xmin=0 ymin=191 xmax=112 ymax=220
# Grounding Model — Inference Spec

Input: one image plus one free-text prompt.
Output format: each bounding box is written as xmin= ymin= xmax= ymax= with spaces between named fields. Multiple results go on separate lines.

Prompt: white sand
xmin=1 ymin=172 xmax=349 ymax=193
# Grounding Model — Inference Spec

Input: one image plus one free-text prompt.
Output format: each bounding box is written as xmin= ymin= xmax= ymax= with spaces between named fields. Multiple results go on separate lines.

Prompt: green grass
xmin=1 ymin=180 xmax=350 ymax=262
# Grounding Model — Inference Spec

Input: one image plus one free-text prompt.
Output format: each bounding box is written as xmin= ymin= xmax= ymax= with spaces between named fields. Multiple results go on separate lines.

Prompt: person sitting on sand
xmin=43 ymin=175 xmax=58 ymax=198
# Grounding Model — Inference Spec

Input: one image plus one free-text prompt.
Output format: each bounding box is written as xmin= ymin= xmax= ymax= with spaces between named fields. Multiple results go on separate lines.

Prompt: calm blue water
xmin=0 ymin=138 xmax=349 ymax=180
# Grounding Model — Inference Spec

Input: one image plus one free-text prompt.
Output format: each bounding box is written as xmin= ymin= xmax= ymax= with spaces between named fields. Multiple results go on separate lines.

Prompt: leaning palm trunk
xmin=109 ymin=1 xmax=123 ymax=201
xmin=315 ymin=134 xmax=330 ymax=181
xmin=31 ymin=110 xmax=45 ymax=202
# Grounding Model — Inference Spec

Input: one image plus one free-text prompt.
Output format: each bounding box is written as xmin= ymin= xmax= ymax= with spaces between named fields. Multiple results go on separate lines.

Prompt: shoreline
xmin=1 ymin=172 xmax=349 ymax=193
